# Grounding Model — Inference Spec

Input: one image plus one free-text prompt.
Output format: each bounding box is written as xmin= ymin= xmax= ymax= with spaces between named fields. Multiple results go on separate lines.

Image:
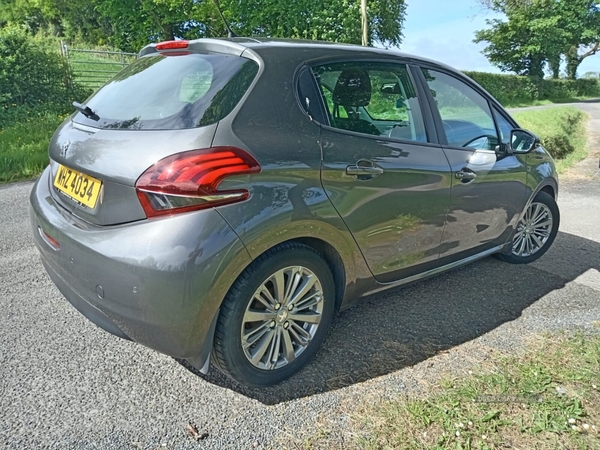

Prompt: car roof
xmin=139 ymin=37 xmax=458 ymax=74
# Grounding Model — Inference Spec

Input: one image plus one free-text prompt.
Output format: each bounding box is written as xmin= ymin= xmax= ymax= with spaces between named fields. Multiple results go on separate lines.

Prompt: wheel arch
xmin=528 ymin=177 xmax=559 ymax=206
xmin=287 ymin=237 xmax=346 ymax=311
xmin=539 ymin=184 xmax=556 ymax=199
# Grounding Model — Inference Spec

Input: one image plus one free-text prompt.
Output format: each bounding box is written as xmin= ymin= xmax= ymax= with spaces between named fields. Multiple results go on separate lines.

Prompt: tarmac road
xmin=1 ymin=104 xmax=599 ymax=449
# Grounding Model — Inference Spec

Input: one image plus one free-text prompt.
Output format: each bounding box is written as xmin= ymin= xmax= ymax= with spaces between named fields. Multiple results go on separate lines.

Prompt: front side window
xmin=422 ymin=69 xmax=498 ymax=150
xmin=312 ymin=62 xmax=427 ymax=143
xmin=75 ymin=53 xmax=258 ymax=130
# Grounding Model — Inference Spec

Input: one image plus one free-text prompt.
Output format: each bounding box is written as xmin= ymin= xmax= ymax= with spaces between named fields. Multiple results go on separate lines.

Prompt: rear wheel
xmin=497 ymin=191 xmax=559 ymax=264
xmin=212 ymin=242 xmax=335 ymax=387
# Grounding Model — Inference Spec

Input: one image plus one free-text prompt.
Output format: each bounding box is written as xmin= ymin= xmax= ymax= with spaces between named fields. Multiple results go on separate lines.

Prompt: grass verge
xmin=347 ymin=333 xmax=600 ymax=450
xmin=513 ymin=106 xmax=589 ymax=173
xmin=0 ymin=112 xmax=65 ymax=183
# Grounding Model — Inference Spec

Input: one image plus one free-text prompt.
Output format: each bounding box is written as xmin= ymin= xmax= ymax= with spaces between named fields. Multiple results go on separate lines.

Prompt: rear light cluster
xmin=135 ymin=147 xmax=261 ymax=218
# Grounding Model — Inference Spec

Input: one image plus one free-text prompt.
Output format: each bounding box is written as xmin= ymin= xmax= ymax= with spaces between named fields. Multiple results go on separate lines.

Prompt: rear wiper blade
xmin=72 ymin=101 xmax=100 ymax=121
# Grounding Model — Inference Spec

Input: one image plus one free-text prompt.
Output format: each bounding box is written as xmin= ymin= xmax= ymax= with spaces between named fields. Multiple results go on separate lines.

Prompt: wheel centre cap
xmin=277 ymin=308 xmax=289 ymax=323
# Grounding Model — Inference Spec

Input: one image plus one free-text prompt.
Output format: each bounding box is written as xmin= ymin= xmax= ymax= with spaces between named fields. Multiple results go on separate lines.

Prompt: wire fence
xmin=61 ymin=42 xmax=137 ymax=90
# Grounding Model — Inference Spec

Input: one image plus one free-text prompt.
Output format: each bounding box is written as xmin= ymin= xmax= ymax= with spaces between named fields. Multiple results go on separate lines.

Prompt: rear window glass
xmin=75 ymin=53 xmax=259 ymax=130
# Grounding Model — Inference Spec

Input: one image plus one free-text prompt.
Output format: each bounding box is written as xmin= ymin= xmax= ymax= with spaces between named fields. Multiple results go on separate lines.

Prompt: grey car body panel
xmin=48 ymin=120 xmax=219 ymax=225
xmin=212 ymin=45 xmax=374 ymax=306
xmin=526 ymin=146 xmax=560 ymax=199
xmin=31 ymin=167 xmax=252 ymax=359
xmin=30 ymin=38 xmax=559 ymax=370
xmin=437 ymin=149 xmax=529 ymax=260
xmin=319 ymin=129 xmax=452 ymax=283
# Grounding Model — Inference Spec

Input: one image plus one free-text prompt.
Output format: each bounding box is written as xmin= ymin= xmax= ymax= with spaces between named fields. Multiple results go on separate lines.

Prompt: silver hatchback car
xmin=30 ymin=38 xmax=559 ymax=387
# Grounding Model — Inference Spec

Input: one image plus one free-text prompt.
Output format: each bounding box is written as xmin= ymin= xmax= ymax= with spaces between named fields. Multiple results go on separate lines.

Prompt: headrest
xmin=333 ymin=68 xmax=372 ymax=107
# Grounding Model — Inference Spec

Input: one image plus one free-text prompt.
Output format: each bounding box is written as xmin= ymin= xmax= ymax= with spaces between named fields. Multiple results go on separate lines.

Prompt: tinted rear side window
xmin=75 ymin=53 xmax=259 ymax=130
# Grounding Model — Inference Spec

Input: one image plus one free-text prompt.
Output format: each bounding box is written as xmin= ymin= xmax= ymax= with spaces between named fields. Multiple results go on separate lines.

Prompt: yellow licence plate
xmin=53 ymin=164 xmax=102 ymax=209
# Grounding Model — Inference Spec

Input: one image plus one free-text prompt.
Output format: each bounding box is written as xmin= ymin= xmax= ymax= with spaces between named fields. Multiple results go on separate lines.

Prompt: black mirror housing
xmin=510 ymin=128 xmax=541 ymax=153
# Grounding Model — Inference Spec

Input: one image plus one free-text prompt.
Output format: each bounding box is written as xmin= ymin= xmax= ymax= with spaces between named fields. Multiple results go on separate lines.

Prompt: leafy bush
xmin=513 ymin=106 xmax=586 ymax=163
xmin=464 ymin=71 xmax=600 ymax=106
xmin=0 ymin=27 xmax=87 ymax=127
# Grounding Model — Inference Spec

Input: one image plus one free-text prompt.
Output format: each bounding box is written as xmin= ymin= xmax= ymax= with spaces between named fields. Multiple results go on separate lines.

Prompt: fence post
xmin=61 ymin=41 xmax=75 ymax=91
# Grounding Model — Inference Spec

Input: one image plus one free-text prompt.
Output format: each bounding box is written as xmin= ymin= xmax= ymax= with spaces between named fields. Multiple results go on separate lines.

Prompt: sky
xmin=399 ymin=0 xmax=600 ymax=76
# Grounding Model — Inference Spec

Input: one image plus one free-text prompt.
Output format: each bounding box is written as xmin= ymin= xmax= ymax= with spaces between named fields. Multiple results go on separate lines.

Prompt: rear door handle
xmin=455 ymin=170 xmax=477 ymax=181
xmin=346 ymin=164 xmax=384 ymax=176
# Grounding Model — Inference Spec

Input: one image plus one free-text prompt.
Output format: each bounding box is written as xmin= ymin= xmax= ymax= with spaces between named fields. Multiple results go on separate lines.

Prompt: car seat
xmin=332 ymin=68 xmax=380 ymax=136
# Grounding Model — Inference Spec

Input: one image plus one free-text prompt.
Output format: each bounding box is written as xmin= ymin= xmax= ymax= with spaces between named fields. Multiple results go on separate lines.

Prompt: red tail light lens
xmin=155 ymin=40 xmax=189 ymax=50
xmin=135 ymin=147 xmax=261 ymax=218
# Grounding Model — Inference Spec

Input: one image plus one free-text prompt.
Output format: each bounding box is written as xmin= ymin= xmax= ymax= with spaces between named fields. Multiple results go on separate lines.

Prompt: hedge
xmin=0 ymin=27 xmax=88 ymax=127
xmin=463 ymin=71 xmax=600 ymax=106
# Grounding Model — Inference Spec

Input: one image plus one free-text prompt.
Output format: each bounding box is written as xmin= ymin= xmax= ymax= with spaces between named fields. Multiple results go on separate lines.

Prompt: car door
xmin=418 ymin=67 xmax=529 ymax=260
xmin=311 ymin=60 xmax=452 ymax=283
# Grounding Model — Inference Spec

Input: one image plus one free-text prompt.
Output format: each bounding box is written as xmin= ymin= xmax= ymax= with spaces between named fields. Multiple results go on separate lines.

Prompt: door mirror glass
xmin=511 ymin=129 xmax=540 ymax=153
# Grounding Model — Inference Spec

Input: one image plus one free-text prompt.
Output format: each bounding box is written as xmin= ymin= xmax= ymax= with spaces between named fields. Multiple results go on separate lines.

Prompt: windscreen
xmin=74 ymin=53 xmax=259 ymax=130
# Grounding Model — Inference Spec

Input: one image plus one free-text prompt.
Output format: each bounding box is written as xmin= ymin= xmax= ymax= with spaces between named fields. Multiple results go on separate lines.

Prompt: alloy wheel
xmin=512 ymin=201 xmax=553 ymax=257
xmin=240 ymin=266 xmax=324 ymax=370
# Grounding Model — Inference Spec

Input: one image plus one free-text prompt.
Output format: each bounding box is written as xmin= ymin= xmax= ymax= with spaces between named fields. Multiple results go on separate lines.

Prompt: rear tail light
xmin=135 ymin=147 xmax=261 ymax=218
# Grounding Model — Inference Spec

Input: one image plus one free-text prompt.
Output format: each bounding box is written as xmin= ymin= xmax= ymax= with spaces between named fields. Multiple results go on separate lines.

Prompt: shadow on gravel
xmin=180 ymin=231 xmax=600 ymax=405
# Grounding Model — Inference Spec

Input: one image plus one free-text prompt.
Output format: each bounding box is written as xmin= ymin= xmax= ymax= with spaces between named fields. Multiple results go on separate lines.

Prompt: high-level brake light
xmin=155 ymin=40 xmax=189 ymax=50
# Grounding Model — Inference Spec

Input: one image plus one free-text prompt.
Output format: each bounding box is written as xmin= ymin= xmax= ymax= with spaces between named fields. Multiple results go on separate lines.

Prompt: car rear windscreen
xmin=74 ymin=53 xmax=259 ymax=130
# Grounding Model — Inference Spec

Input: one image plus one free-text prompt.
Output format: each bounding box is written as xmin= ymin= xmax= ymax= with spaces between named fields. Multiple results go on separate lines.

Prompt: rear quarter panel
xmin=212 ymin=47 xmax=377 ymax=307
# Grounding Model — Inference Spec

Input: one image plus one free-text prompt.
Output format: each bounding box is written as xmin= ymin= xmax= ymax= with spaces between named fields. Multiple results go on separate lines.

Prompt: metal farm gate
xmin=61 ymin=43 xmax=137 ymax=90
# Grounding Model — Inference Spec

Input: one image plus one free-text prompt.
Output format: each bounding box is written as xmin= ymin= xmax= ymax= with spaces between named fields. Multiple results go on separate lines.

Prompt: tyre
xmin=212 ymin=242 xmax=335 ymax=387
xmin=497 ymin=191 xmax=559 ymax=264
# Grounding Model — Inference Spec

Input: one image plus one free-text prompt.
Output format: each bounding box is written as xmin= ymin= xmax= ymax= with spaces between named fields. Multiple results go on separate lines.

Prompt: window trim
xmin=294 ymin=64 xmax=329 ymax=125
xmin=305 ymin=58 xmax=441 ymax=146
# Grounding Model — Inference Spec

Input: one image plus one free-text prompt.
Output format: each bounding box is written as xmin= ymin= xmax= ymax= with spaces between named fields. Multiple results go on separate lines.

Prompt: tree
xmin=0 ymin=0 xmax=113 ymax=45
xmin=475 ymin=0 xmax=600 ymax=79
xmin=1 ymin=0 xmax=407 ymax=52
xmin=200 ymin=0 xmax=406 ymax=48
xmin=0 ymin=26 xmax=73 ymax=108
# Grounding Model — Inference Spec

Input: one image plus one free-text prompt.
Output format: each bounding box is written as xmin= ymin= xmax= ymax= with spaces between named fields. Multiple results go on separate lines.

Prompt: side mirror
xmin=510 ymin=128 xmax=541 ymax=153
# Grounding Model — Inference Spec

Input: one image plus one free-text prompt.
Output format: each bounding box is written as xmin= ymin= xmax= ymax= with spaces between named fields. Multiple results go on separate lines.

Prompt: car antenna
xmin=212 ymin=0 xmax=238 ymax=38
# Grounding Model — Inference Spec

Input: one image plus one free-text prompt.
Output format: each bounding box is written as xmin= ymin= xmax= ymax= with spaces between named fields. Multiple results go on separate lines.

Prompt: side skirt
xmin=363 ymin=244 xmax=505 ymax=297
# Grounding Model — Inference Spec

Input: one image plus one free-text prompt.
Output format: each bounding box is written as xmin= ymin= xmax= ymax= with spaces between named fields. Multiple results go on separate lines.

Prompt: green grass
xmin=317 ymin=333 xmax=600 ymax=450
xmin=0 ymin=112 xmax=65 ymax=183
xmin=513 ymin=106 xmax=589 ymax=173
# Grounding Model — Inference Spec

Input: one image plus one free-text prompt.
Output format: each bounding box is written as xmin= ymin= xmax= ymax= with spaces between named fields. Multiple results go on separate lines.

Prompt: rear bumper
xmin=30 ymin=167 xmax=252 ymax=360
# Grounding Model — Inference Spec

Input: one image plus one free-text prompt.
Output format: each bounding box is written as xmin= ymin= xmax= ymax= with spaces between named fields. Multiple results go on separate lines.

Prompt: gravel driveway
xmin=1 ymin=102 xmax=599 ymax=449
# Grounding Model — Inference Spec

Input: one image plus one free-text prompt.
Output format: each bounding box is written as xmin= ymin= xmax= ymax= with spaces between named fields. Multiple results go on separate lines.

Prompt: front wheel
xmin=212 ymin=242 xmax=335 ymax=387
xmin=497 ymin=191 xmax=559 ymax=264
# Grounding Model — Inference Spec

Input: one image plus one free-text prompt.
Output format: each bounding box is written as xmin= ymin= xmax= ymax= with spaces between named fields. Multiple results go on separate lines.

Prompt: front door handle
xmin=455 ymin=169 xmax=477 ymax=181
xmin=346 ymin=162 xmax=384 ymax=177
